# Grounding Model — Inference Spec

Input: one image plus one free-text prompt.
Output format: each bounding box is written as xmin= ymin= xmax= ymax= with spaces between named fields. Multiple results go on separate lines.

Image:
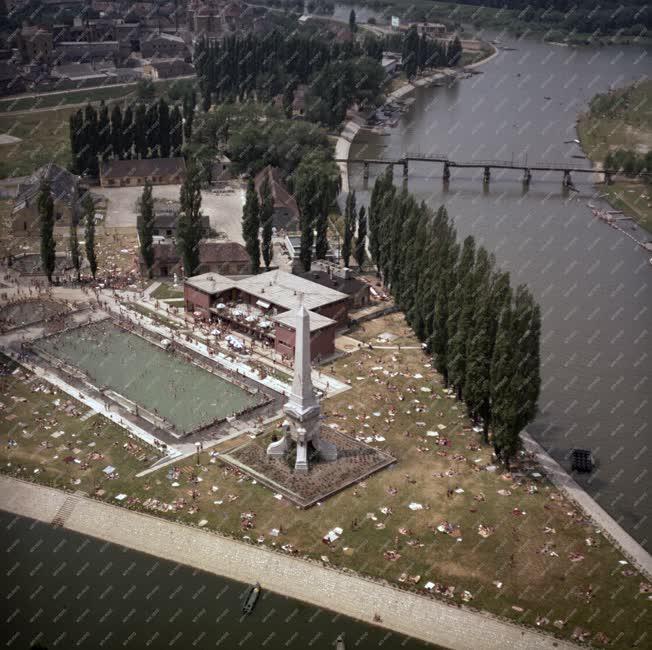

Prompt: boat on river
xmin=242 ymin=582 xmax=261 ymax=615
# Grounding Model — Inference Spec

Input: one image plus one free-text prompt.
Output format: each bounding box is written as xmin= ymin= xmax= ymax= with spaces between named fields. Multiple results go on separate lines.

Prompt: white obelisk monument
xmin=266 ymin=303 xmax=337 ymax=472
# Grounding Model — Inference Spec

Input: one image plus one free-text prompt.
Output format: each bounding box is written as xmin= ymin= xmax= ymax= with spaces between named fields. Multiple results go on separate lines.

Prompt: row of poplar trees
xmin=69 ymin=93 xmax=197 ymax=178
xmin=368 ymin=168 xmax=541 ymax=465
xmin=37 ymin=183 xmax=97 ymax=284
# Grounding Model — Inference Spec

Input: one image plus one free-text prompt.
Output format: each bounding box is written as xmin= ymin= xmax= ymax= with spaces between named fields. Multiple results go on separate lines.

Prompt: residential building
xmin=294 ymin=261 xmax=371 ymax=309
xmin=253 ymin=165 xmax=300 ymax=231
xmin=142 ymin=57 xmax=194 ymax=79
xmin=140 ymin=33 xmax=189 ymax=59
xmin=99 ymin=158 xmax=186 ymax=187
xmin=12 ymin=163 xmax=83 ymax=235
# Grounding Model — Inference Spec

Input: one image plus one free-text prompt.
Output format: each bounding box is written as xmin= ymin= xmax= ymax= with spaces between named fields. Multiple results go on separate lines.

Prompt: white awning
xmin=256 ymin=299 xmax=271 ymax=309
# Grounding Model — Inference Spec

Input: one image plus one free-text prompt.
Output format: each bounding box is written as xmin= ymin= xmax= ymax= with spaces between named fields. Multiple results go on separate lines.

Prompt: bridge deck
xmin=334 ymin=157 xmax=650 ymax=177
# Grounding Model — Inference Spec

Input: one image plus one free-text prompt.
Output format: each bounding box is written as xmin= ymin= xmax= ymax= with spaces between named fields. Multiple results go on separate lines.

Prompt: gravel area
xmin=95 ymin=183 xmax=246 ymax=243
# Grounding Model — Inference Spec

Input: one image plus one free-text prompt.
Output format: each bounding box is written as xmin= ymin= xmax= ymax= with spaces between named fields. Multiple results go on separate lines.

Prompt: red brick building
xmin=184 ymin=270 xmax=349 ymax=361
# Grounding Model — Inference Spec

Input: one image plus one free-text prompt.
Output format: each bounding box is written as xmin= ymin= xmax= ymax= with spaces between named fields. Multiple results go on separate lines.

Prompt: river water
xmin=350 ymin=34 xmax=652 ymax=548
xmin=1 ymin=512 xmax=429 ymax=649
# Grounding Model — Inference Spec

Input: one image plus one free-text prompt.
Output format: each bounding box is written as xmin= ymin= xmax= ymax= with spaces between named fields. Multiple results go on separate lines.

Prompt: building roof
xmin=253 ymin=165 xmax=299 ymax=220
xmin=294 ymin=268 xmax=368 ymax=298
xmin=100 ymin=157 xmax=186 ymax=180
xmin=199 ymin=240 xmax=249 ymax=264
xmin=185 ymin=272 xmax=237 ymax=294
xmin=13 ymin=163 xmax=79 ymax=213
xmin=235 ymin=270 xmax=347 ymax=312
xmin=273 ymin=307 xmax=335 ymax=332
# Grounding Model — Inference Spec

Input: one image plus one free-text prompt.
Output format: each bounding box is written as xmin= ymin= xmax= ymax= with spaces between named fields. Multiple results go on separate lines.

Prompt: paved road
xmin=0 ymin=476 xmax=578 ymax=650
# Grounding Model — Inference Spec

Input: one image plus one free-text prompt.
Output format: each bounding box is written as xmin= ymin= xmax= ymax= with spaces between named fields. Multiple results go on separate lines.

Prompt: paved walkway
xmin=0 ymin=476 xmax=578 ymax=650
xmin=522 ymin=432 xmax=652 ymax=579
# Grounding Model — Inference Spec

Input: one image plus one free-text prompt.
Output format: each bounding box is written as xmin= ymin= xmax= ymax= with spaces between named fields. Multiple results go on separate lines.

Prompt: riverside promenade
xmin=0 ymin=476 xmax=577 ymax=650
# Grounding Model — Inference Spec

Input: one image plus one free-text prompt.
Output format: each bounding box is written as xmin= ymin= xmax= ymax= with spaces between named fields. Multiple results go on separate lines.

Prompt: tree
xmin=490 ymin=294 xmax=517 ymax=466
xmin=158 ymin=98 xmax=171 ymax=158
xmin=349 ymin=9 xmax=357 ymax=32
xmin=177 ymin=163 xmax=203 ymax=277
xmin=82 ymin=103 xmax=99 ymax=177
xmin=98 ymin=100 xmax=110 ymax=161
xmin=447 ymin=236 xmax=477 ymax=400
xmin=110 ymin=104 xmax=123 ymax=159
xmin=368 ymin=165 xmax=392 ymax=272
xmin=83 ymin=194 xmax=97 ymax=280
xmin=315 ymin=210 xmax=329 ymax=260
xmin=122 ymin=104 xmax=134 ymax=159
xmin=341 ymin=190 xmax=356 ymax=268
xmin=69 ymin=110 xmax=83 ymax=174
xmin=355 ymin=205 xmax=367 ymax=270
xmin=69 ymin=219 xmax=81 ymax=281
xmin=294 ymin=150 xmax=340 ymax=271
xmin=38 ymin=182 xmax=56 ymax=283
xmin=259 ymin=178 xmax=274 ymax=271
xmin=170 ymin=104 xmax=183 ymax=157
xmin=402 ymin=25 xmax=419 ymax=79
xmin=138 ymin=181 xmax=155 ymax=278
xmin=134 ymin=103 xmax=148 ymax=159
xmin=145 ymin=103 xmax=159 ymax=158
xmin=242 ymin=178 xmax=260 ymax=274
xmin=183 ymin=90 xmax=196 ymax=142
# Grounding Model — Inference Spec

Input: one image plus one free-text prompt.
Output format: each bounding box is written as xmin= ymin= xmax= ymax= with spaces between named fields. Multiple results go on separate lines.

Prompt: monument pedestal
xmin=266 ymin=304 xmax=337 ymax=472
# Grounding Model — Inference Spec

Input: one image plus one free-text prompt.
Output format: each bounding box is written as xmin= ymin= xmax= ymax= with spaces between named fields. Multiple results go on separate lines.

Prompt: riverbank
xmin=0 ymin=475 xmax=576 ymax=650
xmin=576 ymin=80 xmax=652 ymax=233
xmin=334 ymin=42 xmax=498 ymax=191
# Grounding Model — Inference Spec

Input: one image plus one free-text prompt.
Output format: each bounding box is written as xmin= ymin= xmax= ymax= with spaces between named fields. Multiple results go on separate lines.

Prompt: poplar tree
xmin=170 ymin=104 xmax=183 ymax=157
xmin=134 ymin=103 xmax=148 ymax=159
xmin=69 ymin=110 xmax=83 ymax=174
xmin=122 ymin=104 xmax=134 ymax=159
xmin=146 ymin=103 xmax=158 ymax=158
xmin=110 ymin=104 xmax=123 ymax=159
xmin=98 ymin=100 xmax=110 ymax=161
xmin=158 ymin=98 xmax=171 ymax=158
xmin=241 ymin=178 xmax=260 ymax=274
xmin=83 ymin=194 xmax=97 ymax=280
xmin=138 ymin=181 xmax=155 ymax=278
xmin=177 ymin=164 xmax=203 ymax=277
xmin=490 ymin=295 xmax=517 ymax=465
xmin=69 ymin=219 xmax=81 ymax=281
xmin=83 ymin=103 xmax=99 ymax=176
xmin=355 ymin=205 xmax=367 ymax=270
xmin=447 ymin=236 xmax=477 ymax=399
xmin=183 ymin=90 xmax=196 ymax=142
xmin=259 ymin=177 xmax=274 ymax=271
xmin=38 ymin=182 xmax=56 ymax=283
xmin=315 ymin=210 xmax=329 ymax=260
xmin=341 ymin=190 xmax=355 ymax=268
xmin=368 ymin=165 xmax=392 ymax=271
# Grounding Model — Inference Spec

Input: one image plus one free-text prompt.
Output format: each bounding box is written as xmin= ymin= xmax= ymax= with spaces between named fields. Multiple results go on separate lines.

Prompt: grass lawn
xmin=0 ymin=353 xmax=162 ymax=494
xmin=0 ymin=77 xmax=194 ymax=114
xmin=0 ymin=107 xmax=76 ymax=178
xmin=150 ymin=282 xmax=184 ymax=301
xmin=4 ymin=312 xmax=644 ymax=647
xmin=577 ymin=80 xmax=652 ymax=233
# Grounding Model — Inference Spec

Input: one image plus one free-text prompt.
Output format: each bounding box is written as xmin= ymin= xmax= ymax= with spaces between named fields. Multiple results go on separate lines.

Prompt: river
xmin=349 ymin=34 xmax=651 ymax=549
xmin=1 ymin=512 xmax=429 ymax=649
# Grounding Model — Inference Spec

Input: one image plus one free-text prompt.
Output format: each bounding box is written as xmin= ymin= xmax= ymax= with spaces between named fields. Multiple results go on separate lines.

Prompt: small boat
xmin=242 ymin=582 xmax=261 ymax=615
xmin=335 ymin=633 xmax=346 ymax=650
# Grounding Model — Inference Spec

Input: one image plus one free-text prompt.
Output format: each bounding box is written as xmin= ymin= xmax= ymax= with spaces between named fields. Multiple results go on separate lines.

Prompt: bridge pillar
xmin=523 ymin=169 xmax=532 ymax=185
xmin=402 ymin=160 xmax=409 ymax=180
xmin=604 ymin=171 xmax=612 ymax=185
xmin=443 ymin=162 xmax=450 ymax=182
xmin=563 ymin=170 xmax=572 ymax=187
xmin=483 ymin=166 xmax=491 ymax=185
xmin=363 ymin=161 xmax=369 ymax=181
